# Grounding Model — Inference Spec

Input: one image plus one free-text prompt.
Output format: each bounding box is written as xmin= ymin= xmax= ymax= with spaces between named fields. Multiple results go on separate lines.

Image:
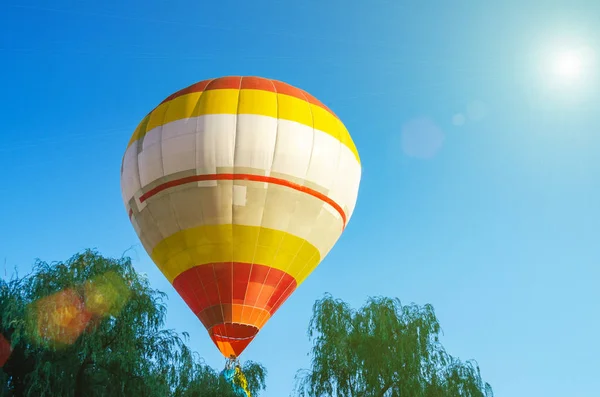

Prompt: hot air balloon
xmin=120 ymin=76 xmax=361 ymax=360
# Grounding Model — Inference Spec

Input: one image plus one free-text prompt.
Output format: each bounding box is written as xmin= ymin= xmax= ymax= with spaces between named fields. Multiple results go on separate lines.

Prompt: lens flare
xmin=83 ymin=271 xmax=130 ymax=318
xmin=31 ymin=289 xmax=91 ymax=347
xmin=0 ymin=334 xmax=11 ymax=367
xmin=401 ymin=117 xmax=444 ymax=159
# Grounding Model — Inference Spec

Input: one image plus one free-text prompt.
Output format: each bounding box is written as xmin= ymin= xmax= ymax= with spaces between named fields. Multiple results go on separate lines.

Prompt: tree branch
xmin=377 ymin=381 xmax=394 ymax=397
xmin=74 ymin=355 xmax=93 ymax=397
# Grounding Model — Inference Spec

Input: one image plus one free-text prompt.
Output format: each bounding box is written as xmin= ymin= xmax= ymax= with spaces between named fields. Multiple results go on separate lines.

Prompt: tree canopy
xmin=295 ymin=294 xmax=493 ymax=397
xmin=1 ymin=250 xmax=493 ymax=397
xmin=0 ymin=250 xmax=266 ymax=397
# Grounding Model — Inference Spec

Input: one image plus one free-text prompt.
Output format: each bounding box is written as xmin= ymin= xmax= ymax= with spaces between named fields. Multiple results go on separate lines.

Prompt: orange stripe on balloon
xmin=210 ymin=323 xmax=258 ymax=357
xmin=173 ymin=261 xmax=298 ymax=358
xmin=139 ymin=173 xmax=347 ymax=228
xmin=173 ymin=262 xmax=297 ymax=322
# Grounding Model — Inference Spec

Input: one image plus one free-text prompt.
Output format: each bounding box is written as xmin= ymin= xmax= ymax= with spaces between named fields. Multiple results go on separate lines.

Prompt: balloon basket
xmin=220 ymin=356 xmax=251 ymax=397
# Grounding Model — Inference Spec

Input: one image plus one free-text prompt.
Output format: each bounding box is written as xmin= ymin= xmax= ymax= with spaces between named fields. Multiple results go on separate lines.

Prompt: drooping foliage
xmin=0 ymin=250 xmax=266 ymax=397
xmin=295 ymin=294 xmax=493 ymax=397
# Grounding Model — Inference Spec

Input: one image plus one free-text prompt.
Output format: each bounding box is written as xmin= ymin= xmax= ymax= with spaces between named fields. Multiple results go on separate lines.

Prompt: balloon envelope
xmin=121 ymin=76 xmax=361 ymax=357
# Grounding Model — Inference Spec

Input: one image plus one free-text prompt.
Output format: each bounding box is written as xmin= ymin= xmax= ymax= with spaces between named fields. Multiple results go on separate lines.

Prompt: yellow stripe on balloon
xmin=127 ymin=89 xmax=359 ymax=162
xmin=151 ymin=224 xmax=321 ymax=284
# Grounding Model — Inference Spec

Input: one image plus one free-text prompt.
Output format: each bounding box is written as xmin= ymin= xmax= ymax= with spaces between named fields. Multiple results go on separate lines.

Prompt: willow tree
xmin=0 ymin=250 xmax=266 ymax=397
xmin=295 ymin=295 xmax=493 ymax=397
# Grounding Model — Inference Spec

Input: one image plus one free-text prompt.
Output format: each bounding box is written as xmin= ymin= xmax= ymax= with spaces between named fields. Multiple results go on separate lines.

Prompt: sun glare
xmin=537 ymin=39 xmax=596 ymax=97
xmin=553 ymin=50 xmax=584 ymax=80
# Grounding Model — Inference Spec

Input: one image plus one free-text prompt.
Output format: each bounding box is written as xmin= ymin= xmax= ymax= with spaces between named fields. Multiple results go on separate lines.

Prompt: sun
xmin=550 ymin=48 xmax=594 ymax=86
xmin=536 ymin=41 xmax=596 ymax=96
xmin=553 ymin=50 xmax=584 ymax=80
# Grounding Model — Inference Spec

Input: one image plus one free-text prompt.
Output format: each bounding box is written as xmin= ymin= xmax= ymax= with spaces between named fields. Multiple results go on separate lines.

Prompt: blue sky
xmin=1 ymin=0 xmax=599 ymax=395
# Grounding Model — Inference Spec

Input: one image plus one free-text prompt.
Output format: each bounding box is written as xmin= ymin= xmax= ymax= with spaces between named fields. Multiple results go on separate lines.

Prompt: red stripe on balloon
xmin=173 ymin=262 xmax=298 ymax=357
xmin=172 ymin=262 xmax=297 ymax=318
xmin=138 ymin=173 xmax=347 ymax=228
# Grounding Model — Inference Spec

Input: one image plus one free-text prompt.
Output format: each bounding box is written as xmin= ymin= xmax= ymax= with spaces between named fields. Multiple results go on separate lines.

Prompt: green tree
xmin=0 ymin=250 xmax=266 ymax=397
xmin=295 ymin=294 xmax=493 ymax=397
